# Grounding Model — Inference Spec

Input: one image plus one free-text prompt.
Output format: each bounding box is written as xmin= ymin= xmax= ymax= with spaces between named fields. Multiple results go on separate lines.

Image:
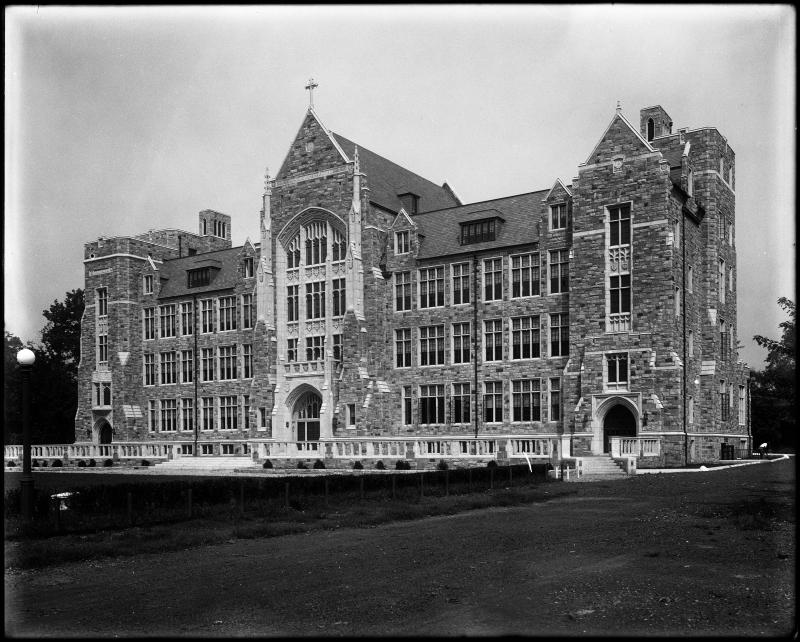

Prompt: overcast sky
xmin=4 ymin=5 xmax=795 ymax=369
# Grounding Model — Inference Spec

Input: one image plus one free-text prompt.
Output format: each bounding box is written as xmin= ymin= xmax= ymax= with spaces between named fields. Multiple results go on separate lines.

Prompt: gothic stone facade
xmin=76 ymin=104 xmax=751 ymax=464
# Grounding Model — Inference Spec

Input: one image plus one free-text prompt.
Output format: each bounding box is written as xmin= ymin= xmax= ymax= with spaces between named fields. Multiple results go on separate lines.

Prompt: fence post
xmin=489 ymin=468 xmax=494 ymax=490
xmin=391 ymin=475 xmax=396 ymax=500
xmin=239 ymin=480 xmax=245 ymax=516
xmin=127 ymin=491 xmax=133 ymax=526
xmin=445 ymin=469 xmax=449 ymax=496
xmin=508 ymin=465 xmax=513 ymax=485
xmin=324 ymin=478 xmax=329 ymax=507
xmin=187 ymin=488 xmax=193 ymax=518
xmin=419 ymin=472 xmax=424 ymax=498
xmin=468 ymin=467 xmax=472 ymax=491
xmin=284 ymin=482 xmax=290 ymax=508
xmin=52 ymin=497 xmax=60 ymax=533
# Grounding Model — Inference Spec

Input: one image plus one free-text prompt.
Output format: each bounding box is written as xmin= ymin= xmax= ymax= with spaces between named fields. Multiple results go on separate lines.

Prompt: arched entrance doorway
xmin=602 ymin=404 xmax=636 ymax=453
xmin=96 ymin=420 xmax=112 ymax=444
xmin=293 ymin=391 xmax=321 ymax=443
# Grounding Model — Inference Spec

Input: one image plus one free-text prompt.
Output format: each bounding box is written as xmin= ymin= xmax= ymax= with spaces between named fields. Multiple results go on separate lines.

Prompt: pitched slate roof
xmin=331 ymin=133 xmax=459 ymax=214
xmin=156 ymin=246 xmax=248 ymax=299
xmin=411 ymin=190 xmax=550 ymax=259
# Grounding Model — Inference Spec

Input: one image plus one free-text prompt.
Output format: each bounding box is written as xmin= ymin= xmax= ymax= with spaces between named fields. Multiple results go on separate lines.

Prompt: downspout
xmin=193 ymin=294 xmax=199 ymax=456
xmin=472 ymin=253 xmax=479 ymax=440
xmin=682 ymin=209 xmax=689 ymax=465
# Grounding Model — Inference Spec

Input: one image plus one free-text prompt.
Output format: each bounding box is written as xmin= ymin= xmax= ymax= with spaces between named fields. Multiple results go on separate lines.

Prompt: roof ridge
xmin=412 ymin=189 xmax=551 ymax=216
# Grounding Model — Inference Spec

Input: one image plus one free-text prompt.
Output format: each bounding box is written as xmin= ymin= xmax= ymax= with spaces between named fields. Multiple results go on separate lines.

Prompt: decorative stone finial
xmin=616 ymin=100 xmax=622 ymax=114
xmin=305 ymin=77 xmax=318 ymax=108
xmin=263 ymin=167 xmax=270 ymax=192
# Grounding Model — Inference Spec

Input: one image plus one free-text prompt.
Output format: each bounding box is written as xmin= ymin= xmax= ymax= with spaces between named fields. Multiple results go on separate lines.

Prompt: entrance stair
xmin=570 ymin=455 xmax=629 ymax=482
xmin=153 ymin=456 xmax=261 ymax=472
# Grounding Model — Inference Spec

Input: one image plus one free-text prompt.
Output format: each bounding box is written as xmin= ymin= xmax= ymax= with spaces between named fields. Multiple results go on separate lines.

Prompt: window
xmin=511 ymin=316 xmax=540 ymax=360
xmin=402 ymin=386 xmax=413 ymax=425
xmin=148 ymin=399 xmax=158 ymax=432
xmin=460 ymin=219 xmax=496 ymax=245
xmin=96 ymin=288 xmax=108 ymax=317
xmin=243 ymin=395 xmax=250 ymax=431
xmin=259 ymin=407 xmax=269 ymax=433
xmin=306 ymin=281 xmax=326 ymax=319
xmin=242 ymin=294 xmax=254 ymax=329
xmin=306 ymin=335 xmax=325 ymax=361
xmin=200 ymin=299 xmax=214 ymax=333
xmin=451 ymin=262 xmax=470 ymax=305
xmin=647 ymin=118 xmax=654 ymax=141
xmin=484 ymin=319 xmax=503 ymax=362
xmin=220 ymin=396 xmax=237 ymax=430
xmin=287 ymin=338 xmax=298 ymax=363
xmin=242 ymin=344 xmax=253 ymax=378
xmin=222 ymin=444 xmax=235 ymax=455
xmin=688 ymin=330 xmax=694 ymax=356
xmin=243 ymin=257 xmax=254 ymax=278
xmin=332 ymin=228 xmax=347 ymax=262
xmin=688 ymin=396 xmax=694 ymax=424
xmin=395 ymin=271 xmax=412 ymax=311
xmin=218 ymin=296 xmax=237 ymax=331
xmin=419 ymin=267 xmax=444 ymax=308
xmin=675 ymin=286 xmax=681 ymax=316
xmin=332 ymin=278 xmax=346 ymax=316
xmin=452 ymin=383 xmax=471 ymax=424
xmin=606 ymin=353 xmax=628 ymax=390
xmin=728 ymin=267 xmax=734 ymax=293
xmin=395 ymin=230 xmax=410 ymax=254
xmin=181 ymin=350 xmax=193 ymax=383
xmin=304 ymin=222 xmax=327 ymax=266
xmin=738 ymin=386 xmax=746 ymax=425
xmin=347 ymin=404 xmax=356 ymax=427
xmin=688 ymin=266 xmax=694 ymax=293
xmin=419 ymin=384 xmax=445 ymax=424
xmin=332 ymin=334 xmax=342 ymax=361
xmin=718 ymin=259 xmax=726 ymax=304
xmin=144 ymin=354 xmax=156 ymax=386
xmin=549 ymin=378 xmax=561 ymax=421
xmin=549 ymin=249 xmax=570 ymax=295
xmin=219 ymin=345 xmax=237 ymax=380
xmin=395 ymin=328 xmax=412 ymax=368
xmin=160 ymin=304 xmax=177 ymax=338
xmin=550 ymin=313 xmax=569 ymax=357
xmin=143 ymin=274 xmax=153 ymax=295
xmin=287 ymin=285 xmax=299 ymax=322
xmin=419 ymin=325 xmax=445 ymax=366
xmin=720 ymin=380 xmax=730 ymax=421
xmin=98 ymin=334 xmax=108 ymax=364
xmin=673 ymin=219 xmax=680 ymax=248
xmin=550 ymin=203 xmax=568 ymax=230
xmin=287 ymin=235 xmax=301 ymax=269
xmin=609 ymin=203 xmax=631 ymax=246
xmin=484 ymin=381 xmax=503 ymax=423
xmin=187 ymin=268 xmax=210 ymax=288
xmin=182 ymin=398 xmax=194 ymax=432
xmin=201 ymin=397 xmax=214 ymax=431
xmin=511 ymin=252 xmax=540 ymax=298
xmin=160 ymin=399 xmax=178 ymax=432
xmin=143 ymin=308 xmax=156 ymax=340
xmin=201 ymin=348 xmax=215 ymax=382
xmin=93 ymin=382 xmax=112 ymax=407
xmin=720 ymin=320 xmax=729 ymax=362
xmin=610 ymin=274 xmax=631 ymax=315
xmin=483 ymin=258 xmax=503 ymax=301
xmin=729 ymin=223 xmax=735 ymax=247
xmin=512 ymin=379 xmax=541 ymax=422
xmin=160 ymin=351 xmax=177 ymax=385
xmin=181 ymin=302 xmax=193 ymax=335
xmin=452 ymin=322 xmax=471 ymax=364
xmin=201 ymin=444 xmax=214 ymax=455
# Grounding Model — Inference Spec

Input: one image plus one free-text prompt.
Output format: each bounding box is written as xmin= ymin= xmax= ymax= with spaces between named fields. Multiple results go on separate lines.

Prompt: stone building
xmin=75 ymin=101 xmax=751 ymax=466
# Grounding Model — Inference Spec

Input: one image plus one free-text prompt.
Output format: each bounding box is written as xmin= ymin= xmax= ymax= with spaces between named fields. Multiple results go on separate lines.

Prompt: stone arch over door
xmin=94 ymin=418 xmax=112 ymax=444
xmin=286 ymin=384 xmax=323 ymax=443
xmin=598 ymin=400 xmax=638 ymax=453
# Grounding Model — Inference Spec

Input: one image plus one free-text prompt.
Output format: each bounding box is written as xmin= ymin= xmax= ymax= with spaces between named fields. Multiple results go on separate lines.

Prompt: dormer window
xmin=460 ymin=218 xmax=498 ymax=245
xmin=647 ymin=118 xmax=655 ymax=141
xmin=550 ymin=203 xmax=568 ymax=230
xmin=243 ymin=257 xmax=254 ymax=278
xmin=395 ymin=230 xmax=410 ymax=254
xmin=187 ymin=267 xmax=211 ymax=288
xmin=143 ymin=274 xmax=154 ymax=295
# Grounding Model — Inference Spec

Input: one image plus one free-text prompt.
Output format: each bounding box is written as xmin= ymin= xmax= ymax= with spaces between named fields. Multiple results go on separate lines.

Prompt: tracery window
xmin=332 ymin=228 xmax=347 ymax=262
xmin=287 ymin=235 xmax=301 ymax=269
xmin=304 ymin=222 xmax=327 ymax=266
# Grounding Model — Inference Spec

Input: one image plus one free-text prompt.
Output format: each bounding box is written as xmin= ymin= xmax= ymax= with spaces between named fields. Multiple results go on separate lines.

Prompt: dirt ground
xmin=4 ymin=458 xmax=795 ymax=637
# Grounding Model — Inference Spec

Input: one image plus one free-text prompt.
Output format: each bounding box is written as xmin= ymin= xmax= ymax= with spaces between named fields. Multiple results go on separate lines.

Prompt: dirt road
xmin=5 ymin=459 xmax=795 ymax=637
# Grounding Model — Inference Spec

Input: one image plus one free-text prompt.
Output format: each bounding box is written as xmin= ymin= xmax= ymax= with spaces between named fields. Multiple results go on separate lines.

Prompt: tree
xmin=3 ymin=289 xmax=84 ymax=445
xmin=751 ymin=298 xmax=796 ymax=450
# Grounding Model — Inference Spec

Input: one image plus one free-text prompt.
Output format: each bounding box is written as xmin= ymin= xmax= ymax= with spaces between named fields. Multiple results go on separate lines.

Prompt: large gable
xmin=276 ymin=109 xmax=349 ymax=181
xmin=583 ymin=112 xmax=655 ymax=166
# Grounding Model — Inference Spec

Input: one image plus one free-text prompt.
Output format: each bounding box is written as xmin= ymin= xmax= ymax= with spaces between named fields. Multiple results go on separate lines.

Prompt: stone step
xmin=154 ymin=457 xmax=260 ymax=470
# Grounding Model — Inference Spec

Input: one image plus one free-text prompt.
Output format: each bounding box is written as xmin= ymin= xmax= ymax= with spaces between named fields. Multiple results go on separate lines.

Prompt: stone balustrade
xmin=610 ymin=436 xmax=661 ymax=458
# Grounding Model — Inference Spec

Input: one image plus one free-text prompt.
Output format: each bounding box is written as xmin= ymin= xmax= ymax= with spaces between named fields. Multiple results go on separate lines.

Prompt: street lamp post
xmin=17 ymin=348 xmax=36 ymax=523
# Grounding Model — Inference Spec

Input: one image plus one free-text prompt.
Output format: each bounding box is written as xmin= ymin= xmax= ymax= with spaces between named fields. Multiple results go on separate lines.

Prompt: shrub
xmin=40 ymin=460 xmax=48 ymax=467
xmin=262 ymin=459 xmax=273 ymax=469
xmin=486 ymin=460 xmax=498 ymax=468
xmin=375 ymin=460 xmax=386 ymax=470
xmin=6 ymin=461 xmax=16 ymax=468
xmin=352 ymin=461 xmax=363 ymax=470
xmin=103 ymin=459 xmax=113 ymax=467
xmin=313 ymin=459 xmax=326 ymax=469
xmin=31 ymin=459 xmax=39 ymax=467
xmin=51 ymin=459 xmax=63 ymax=467
xmin=395 ymin=460 xmax=411 ymax=470
xmin=297 ymin=461 xmax=307 ymax=469
xmin=141 ymin=459 xmax=151 ymax=467
xmin=88 ymin=459 xmax=97 ymax=467
xmin=436 ymin=461 xmax=449 ymax=471
xmin=77 ymin=460 xmax=87 ymax=467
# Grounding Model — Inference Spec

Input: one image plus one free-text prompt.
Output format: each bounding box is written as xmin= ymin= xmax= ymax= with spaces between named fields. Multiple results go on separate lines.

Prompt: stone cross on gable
xmin=305 ymin=78 xmax=319 ymax=108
